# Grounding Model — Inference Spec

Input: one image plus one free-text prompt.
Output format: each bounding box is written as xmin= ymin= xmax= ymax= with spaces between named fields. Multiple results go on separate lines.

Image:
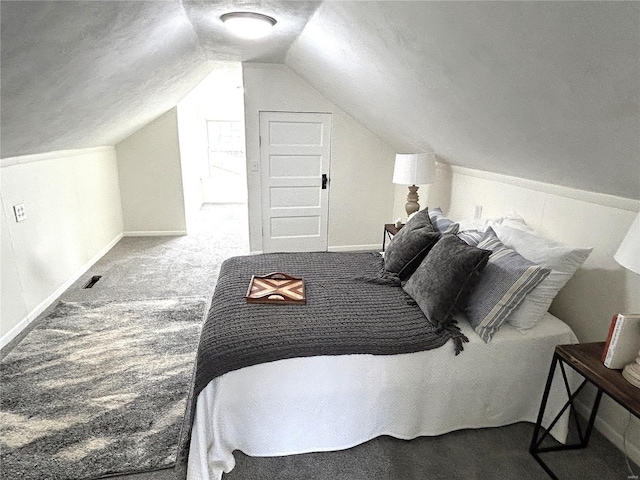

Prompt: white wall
xmin=243 ymin=63 xmax=397 ymax=253
xmin=401 ymin=164 xmax=640 ymax=464
xmin=176 ymin=96 xmax=208 ymax=234
xmin=115 ymin=108 xmax=187 ymax=236
xmin=0 ymin=147 xmax=123 ymax=347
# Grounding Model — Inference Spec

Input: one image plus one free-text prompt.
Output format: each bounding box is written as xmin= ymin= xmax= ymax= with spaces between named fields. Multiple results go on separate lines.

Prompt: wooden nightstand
xmin=382 ymin=223 xmax=403 ymax=251
xmin=530 ymin=342 xmax=640 ymax=479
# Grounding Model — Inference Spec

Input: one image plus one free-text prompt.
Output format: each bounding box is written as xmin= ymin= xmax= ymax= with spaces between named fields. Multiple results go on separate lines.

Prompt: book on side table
xmin=602 ymin=313 xmax=640 ymax=369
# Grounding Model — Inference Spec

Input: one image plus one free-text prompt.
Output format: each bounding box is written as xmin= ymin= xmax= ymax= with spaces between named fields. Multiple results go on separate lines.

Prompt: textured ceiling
xmin=285 ymin=1 xmax=640 ymax=199
xmin=1 ymin=1 xmax=638 ymax=199
xmin=0 ymin=0 xmax=320 ymax=158
xmin=182 ymin=0 xmax=321 ymax=62
xmin=1 ymin=1 xmax=209 ymax=157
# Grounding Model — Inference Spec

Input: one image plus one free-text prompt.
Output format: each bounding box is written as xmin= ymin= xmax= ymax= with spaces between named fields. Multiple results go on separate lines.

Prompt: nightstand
xmin=382 ymin=223 xmax=403 ymax=251
xmin=530 ymin=342 xmax=640 ymax=479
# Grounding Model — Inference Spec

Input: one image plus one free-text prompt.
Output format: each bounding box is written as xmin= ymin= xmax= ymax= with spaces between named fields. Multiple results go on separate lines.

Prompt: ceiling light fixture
xmin=220 ymin=12 xmax=277 ymax=40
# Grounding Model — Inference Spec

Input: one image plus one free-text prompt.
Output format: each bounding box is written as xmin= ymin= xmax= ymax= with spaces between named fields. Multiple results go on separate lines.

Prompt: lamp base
xmin=405 ymin=185 xmax=420 ymax=217
xmin=622 ymin=351 xmax=640 ymax=389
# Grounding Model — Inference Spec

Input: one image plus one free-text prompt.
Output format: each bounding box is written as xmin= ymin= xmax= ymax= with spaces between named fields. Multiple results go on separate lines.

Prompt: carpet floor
xmin=222 ymin=422 xmax=638 ymax=480
xmin=0 ymin=297 xmax=206 ymax=480
xmin=0 ymin=204 xmax=250 ymax=480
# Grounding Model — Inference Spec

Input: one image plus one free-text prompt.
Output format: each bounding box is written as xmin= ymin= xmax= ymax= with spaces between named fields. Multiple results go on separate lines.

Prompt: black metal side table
xmin=530 ymin=342 xmax=640 ymax=479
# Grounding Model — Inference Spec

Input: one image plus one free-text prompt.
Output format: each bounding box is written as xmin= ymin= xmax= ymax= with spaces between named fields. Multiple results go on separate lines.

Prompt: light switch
xmin=13 ymin=204 xmax=26 ymax=222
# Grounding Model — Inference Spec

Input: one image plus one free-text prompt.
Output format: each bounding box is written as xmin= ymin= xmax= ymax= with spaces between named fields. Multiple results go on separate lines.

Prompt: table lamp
xmin=615 ymin=212 xmax=640 ymax=388
xmin=393 ymin=153 xmax=436 ymax=217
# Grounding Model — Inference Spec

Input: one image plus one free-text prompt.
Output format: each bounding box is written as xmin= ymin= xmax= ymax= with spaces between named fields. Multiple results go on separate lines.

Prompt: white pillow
xmin=457 ymin=212 xmax=527 ymax=233
xmin=492 ymin=225 xmax=593 ymax=332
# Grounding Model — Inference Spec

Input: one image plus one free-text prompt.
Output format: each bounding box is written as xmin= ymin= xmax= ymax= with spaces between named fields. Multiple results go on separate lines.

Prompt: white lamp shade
xmin=393 ymin=153 xmax=436 ymax=185
xmin=615 ymin=212 xmax=640 ymax=275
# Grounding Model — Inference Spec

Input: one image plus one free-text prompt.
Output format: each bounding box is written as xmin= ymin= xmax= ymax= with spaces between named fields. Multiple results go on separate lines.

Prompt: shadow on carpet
xmin=0 ymin=297 xmax=206 ymax=480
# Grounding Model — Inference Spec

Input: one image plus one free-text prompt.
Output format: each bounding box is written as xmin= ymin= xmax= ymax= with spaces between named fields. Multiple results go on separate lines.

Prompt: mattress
xmin=186 ymin=312 xmax=578 ymax=480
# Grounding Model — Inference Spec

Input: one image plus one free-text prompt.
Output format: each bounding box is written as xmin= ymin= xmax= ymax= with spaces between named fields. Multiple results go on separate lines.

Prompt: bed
xmin=179 ymin=210 xmax=589 ymax=480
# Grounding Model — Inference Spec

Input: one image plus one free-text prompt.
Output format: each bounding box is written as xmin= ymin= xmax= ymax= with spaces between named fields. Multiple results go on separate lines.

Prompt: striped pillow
xmin=457 ymin=229 xmax=483 ymax=246
xmin=428 ymin=208 xmax=460 ymax=234
xmin=465 ymin=230 xmax=550 ymax=342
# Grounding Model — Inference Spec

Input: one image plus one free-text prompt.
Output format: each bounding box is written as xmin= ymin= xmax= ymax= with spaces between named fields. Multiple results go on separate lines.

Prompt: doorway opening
xmin=176 ymin=62 xmax=248 ymax=246
xmin=204 ymin=120 xmax=247 ymax=204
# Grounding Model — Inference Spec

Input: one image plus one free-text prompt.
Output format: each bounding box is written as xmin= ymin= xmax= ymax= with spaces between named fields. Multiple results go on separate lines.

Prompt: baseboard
xmin=0 ymin=233 xmax=123 ymax=350
xmin=123 ymin=231 xmax=187 ymax=237
xmin=574 ymin=396 xmax=640 ymax=467
xmin=328 ymin=244 xmax=381 ymax=252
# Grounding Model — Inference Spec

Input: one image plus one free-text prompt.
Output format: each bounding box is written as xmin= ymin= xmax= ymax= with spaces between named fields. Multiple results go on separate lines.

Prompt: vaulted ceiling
xmin=1 ymin=1 xmax=638 ymax=199
xmin=0 ymin=1 xmax=321 ymax=157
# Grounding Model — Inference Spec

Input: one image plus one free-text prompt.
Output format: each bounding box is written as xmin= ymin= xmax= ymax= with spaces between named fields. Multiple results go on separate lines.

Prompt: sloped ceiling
xmin=1 ymin=1 xmax=209 ymax=157
xmin=285 ymin=1 xmax=640 ymax=199
xmin=1 ymin=1 xmax=638 ymax=199
xmin=0 ymin=0 xmax=320 ymax=158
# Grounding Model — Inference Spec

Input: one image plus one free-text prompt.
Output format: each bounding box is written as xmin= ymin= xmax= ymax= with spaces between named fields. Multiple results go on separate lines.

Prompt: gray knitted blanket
xmin=192 ymin=251 xmax=459 ymax=396
xmin=177 ymin=252 xmax=461 ymax=474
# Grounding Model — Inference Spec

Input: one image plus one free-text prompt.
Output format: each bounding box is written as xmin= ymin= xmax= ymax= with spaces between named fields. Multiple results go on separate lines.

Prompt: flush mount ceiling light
xmin=220 ymin=12 xmax=277 ymax=39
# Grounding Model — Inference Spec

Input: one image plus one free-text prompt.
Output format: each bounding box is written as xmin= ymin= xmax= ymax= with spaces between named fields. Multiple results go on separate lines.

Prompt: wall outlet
xmin=474 ymin=205 xmax=483 ymax=220
xmin=13 ymin=204 xmax=27 ymax=222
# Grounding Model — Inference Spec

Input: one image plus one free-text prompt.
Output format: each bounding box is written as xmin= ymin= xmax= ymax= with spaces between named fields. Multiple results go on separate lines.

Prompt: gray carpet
xmin=222 ymin=422 xmax=636 ymax=480
xmin=0 ymin=204 xmax=249 ymax=480
xmin=99 ymin=418 xmax=639 ymax=480
xmin=61 ymin=204 xmax=250 ymax=305
xmin=0 ymin=297 xmax=206 ymax=480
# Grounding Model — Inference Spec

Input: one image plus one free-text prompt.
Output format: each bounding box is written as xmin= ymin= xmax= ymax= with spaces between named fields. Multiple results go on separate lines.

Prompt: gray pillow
xmin=466 ymin=230 xmax=551 ymax=342
xmin=403 ymin=234 xmax=491 ymax=328
xmin=384 ymin=208 xmax=440 ymax=280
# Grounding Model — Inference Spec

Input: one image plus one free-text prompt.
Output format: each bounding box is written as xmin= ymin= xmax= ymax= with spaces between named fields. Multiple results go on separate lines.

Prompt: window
xmin=206 ymin=121 xmax=245 ymax=178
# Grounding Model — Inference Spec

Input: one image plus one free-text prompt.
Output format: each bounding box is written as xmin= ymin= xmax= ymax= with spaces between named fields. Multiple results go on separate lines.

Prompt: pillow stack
xmin=385 ymin=208 xmax=492 ymax=337
xmin=385 ymin=207 xmax=592 ymax=344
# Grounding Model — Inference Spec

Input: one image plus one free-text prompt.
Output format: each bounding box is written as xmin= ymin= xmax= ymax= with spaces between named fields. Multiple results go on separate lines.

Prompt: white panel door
xmin=260 ymin=112 xmax=332 ymax=252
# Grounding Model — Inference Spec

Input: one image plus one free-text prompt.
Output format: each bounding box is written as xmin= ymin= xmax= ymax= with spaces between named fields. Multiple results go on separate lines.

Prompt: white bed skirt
xmin=187 ymin=313 xmax=578 ymax=480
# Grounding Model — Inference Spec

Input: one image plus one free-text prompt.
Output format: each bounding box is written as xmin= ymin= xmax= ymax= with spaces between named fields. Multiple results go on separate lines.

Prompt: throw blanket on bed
xmin=177 ymin=251 xmax=463 ymax=474
xmin=193 ymin=251 xmax=464 ymax=396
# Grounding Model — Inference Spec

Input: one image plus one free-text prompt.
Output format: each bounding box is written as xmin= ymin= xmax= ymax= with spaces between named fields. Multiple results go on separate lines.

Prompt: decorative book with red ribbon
xmin=246 ymin=272 xmax=306 ymax=305
xmin=603 ymin=313 xmax=640 ymax=369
